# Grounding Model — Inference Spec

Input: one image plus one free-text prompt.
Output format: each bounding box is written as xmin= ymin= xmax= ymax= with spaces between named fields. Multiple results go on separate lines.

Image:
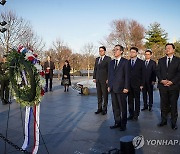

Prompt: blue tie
xmin=131 ymin=60 xmax=134 ymax=67
xmin=145 ymin=61 xmax=148 ymax=68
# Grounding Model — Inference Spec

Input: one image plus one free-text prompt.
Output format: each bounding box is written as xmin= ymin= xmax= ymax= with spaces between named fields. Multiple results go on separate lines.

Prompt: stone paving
xmin=0 ymin=76 xmax=180 ymax=154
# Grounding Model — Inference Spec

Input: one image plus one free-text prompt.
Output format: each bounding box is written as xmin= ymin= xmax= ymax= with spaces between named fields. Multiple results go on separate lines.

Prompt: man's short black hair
xmin=99 ymin=46 xmax=106 ymax=51
xmin=165 ymin=43 xmax=175 ymax=49
xmin=130 ymin=47 xmax=138 ymax=52
xmin=115 ymin=44 xmax=124 ymax=52
xmin=145 ymin=49 xmax=152 ymax=54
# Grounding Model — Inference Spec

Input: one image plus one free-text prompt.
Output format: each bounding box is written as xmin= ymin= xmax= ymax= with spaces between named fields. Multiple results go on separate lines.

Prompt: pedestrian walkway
xmin=0 ymin=77 xmax=180 ymax=154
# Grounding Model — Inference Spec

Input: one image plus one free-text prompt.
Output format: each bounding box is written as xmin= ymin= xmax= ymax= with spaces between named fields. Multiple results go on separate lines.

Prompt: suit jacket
xmin=156 ymin=56 xmax=180 ymax=91
xmin=93 ymin=55 xmax=111 ymax=83
xmin=129 ymin=58 xmax=143 ymax=88
xmin=43 ymin=61 xmax=55 ymax=79
xmin=108 ymin=57 xmax=130 ymax=93
xmin=142 ymin=59 xmax=156 ymax=86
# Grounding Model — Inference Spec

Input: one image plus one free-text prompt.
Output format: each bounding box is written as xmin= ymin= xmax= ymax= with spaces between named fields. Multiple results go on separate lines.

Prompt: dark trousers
xmin=111 ymin=91 xmax=127 ymax=127
xmin=96 ymin=81 xmax=108 ymax=111
xmin=45 ymin=74 xmax=52 ymax=91
xmin=0 ymin=80 xmax=9 ymax=102
xmin=159 ymin=89 xmax=179 ymax=124
xmin=142 ymin=82 xmax=153 ymax=108
xmin=128 ymin=86 xmax=141 ymax=117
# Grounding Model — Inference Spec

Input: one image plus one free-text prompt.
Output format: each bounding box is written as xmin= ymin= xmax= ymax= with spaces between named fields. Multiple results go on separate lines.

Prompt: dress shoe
xmin=95 ymin=109 xmax=102 ymax=114
xmin=67 ymin=88 xmax=69 ymax=92
xmin=110 ymin=124 xmax=121 ymax=129
xmin=141 ymin=107 xmax=148 ymax=111
xmin=64 ymin=89 xmax=66 ymax=92
xmin=102 ymin=110 xmax=107 ymax=115
xmin=171 ymin=123 xmax=178 ymax=130
xmin=133 ymin=117 xmax=138 ymax=121
xmin=157 ymin=121 xmax=167 ymax=127
xmin=120 ymin=126 xmax=126 ymax=131
xmin=127 ymin=116 xmax=134 ymax=120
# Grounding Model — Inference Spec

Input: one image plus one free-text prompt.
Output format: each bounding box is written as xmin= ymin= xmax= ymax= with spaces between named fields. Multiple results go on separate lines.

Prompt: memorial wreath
xmin=7 ymin=46 xmax=45 ymax=106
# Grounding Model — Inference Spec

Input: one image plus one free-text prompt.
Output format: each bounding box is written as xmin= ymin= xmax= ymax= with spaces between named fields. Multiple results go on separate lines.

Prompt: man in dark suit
xmin=0 ymin=55 xmax=10 ymax=105
xmin=128 ymin=47 xmax=143 ymax=121
xmin=156 ymin=43 xmax=180 ymax=130
xmin=93 ymin=46 xmax=111 ymax=115
xmin=43 ymin=56 xmax=55 ymax=92
xmin=108 ymin=44 xmax=129 ymax=131
xmin=141 ymin=49 xmax=156 ymax=112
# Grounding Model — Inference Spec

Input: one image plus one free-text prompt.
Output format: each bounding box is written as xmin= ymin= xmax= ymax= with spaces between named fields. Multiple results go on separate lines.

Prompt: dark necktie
xmin=114 ymin=60 xmax=118 ymax=70
xmin=145 ymin=61 xmax=148 ymax=68
xmin=167 ymin=58 xmax=171 ymax=68
xmin=131 ymin=60 xmax=134 ymax=67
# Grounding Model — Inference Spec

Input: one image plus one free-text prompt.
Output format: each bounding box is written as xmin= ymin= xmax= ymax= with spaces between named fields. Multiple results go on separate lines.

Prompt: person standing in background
xmin=0 ymin=55 xmax=10 ymax=105
xmin=44 ymin=56 xmax=55 ymax=92
xmin=93 ymin=46 xmax=111 ymax=115
xmin=61 ymin=60 xmax=71 ymax=92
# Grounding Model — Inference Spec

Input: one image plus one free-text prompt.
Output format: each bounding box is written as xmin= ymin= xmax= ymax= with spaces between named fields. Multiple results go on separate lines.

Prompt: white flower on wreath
xmin=28 ymin=49 xmax=33 ymax=54
xmin=25 ymin=52 xmax=35 ymax=60
xmin=34 ymin=63 xmax=42 ymax=72
xmin=40 ymin=76 xmax=46 ymax=87
xmin=17 ymin=77 xmax=22 ymax=85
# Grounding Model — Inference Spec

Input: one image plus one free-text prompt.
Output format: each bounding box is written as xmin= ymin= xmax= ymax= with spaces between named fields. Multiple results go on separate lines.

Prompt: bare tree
xmin=105 ymin=19 xmax=145 ymax=58
xmin=81 ymin=43 xmax=96 ymax=79
xmin=19 ymin=27 xmax=45 ymax=59
xmin=70 ymin=53 xmax=88 ymax=74
xmin=52 ymin=38 xmax=72 ymax=69
xmin=0 ymin=11 xmax=29 ymax=53
xmin=0 ymin=11 xmax=45 ymax=56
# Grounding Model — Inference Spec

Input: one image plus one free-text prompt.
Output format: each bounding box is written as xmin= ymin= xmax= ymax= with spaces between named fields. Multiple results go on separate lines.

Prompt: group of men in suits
xmin=93 ymin=43 xmax=180 ymax=131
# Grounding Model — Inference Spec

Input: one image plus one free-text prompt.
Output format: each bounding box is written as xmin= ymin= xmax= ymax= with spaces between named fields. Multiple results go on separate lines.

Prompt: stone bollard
xmin=120 ymin=135 xmax=135 ymax=154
